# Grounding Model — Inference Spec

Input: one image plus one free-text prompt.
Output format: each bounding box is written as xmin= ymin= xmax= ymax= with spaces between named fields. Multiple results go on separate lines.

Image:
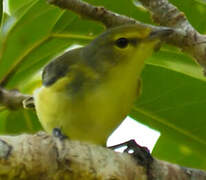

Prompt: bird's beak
xmin=145 ymin=27 xmax=174 ymax=51
xmin=148 ymin=27 xmax=174 ymax=40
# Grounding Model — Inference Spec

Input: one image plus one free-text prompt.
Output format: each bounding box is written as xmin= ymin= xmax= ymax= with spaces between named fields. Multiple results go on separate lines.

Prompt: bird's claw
xmin=52 ymin=128 xmax=68 ymax=140
xmin=108 ymin=139 xmax=153 ymax=167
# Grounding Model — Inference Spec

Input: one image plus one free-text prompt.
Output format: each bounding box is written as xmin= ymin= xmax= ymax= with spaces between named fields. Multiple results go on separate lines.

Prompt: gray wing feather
xmin=42 ymin=48 xmax=82 ymax=86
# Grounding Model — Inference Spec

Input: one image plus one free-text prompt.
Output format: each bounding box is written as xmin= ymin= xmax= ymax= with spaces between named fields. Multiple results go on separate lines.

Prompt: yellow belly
xmin=34 ymin=80 xmax=138 ymax=144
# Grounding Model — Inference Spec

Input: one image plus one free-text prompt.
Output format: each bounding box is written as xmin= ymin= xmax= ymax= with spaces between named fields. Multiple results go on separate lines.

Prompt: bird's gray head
xmin=82 ymin=24 xmax=173 ymax=73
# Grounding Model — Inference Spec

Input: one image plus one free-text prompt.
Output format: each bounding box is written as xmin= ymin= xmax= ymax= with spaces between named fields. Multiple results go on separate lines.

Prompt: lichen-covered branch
xmin=0 ymin=87 xmax=32 ymax=110
xmin=139 ymin=0 xmax=191 ymax=30
xmin=0 ymin=132 xmax=205 ymax=180
xmin=48 ymin=0 xmax=206 ymax=75
xmin=138 ymin=0 xmax=206 ymax=75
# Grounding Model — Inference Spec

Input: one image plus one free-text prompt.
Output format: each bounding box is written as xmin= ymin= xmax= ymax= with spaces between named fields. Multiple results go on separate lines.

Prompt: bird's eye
xmin=115 ymin=37 xmax=129 ymax=48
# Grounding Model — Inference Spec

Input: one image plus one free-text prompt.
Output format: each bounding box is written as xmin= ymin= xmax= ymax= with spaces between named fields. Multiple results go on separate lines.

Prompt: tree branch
xmin=138 ymin=0 xmax=206 ymax=75
xmin=48 ymin=0 xmax=206 ymax=75
xmin=0 ymin=132 xmax=205 ymax=179
xmin=0 ymin=87 xmax=32 ymax=110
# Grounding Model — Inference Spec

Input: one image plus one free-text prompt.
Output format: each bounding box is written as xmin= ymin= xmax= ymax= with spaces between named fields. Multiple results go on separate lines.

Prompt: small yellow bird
xmin=34 ymin=24 xmax=172 ymax=144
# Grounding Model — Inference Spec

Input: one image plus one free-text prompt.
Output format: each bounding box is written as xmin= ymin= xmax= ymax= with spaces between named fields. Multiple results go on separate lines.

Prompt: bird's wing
xmin=42 ymin=48 xmax=83 ymax=87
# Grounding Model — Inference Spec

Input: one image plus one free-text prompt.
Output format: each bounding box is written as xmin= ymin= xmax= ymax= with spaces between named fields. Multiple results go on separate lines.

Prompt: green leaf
xmin=131 ymin=65 xmax=206 ymax=169
xmin=0 ymin=0 xmax=3 ymax=27
xmin=0 ymin=109 xmax=42 ymax=134
xmin=8 ymin=0 xmax=34 ymax=15
xmin=153 ymin=135 xmax=206 ymax=170
xmin=0 ymin=110 xmax=9 ymax=133
xmin=0 ymin=0 xmax=102 ymax=88
xmin=148 ymin=48 xmax=205 ymax=82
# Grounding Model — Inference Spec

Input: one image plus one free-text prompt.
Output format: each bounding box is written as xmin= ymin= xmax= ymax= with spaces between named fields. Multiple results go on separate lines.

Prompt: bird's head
xmin=83 ymin=24 xmax=173 ymax=72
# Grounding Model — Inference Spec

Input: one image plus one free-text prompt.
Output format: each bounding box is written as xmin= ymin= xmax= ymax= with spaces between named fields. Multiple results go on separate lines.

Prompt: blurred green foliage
xmin=0 ymin=0 xmax=205 ymax=169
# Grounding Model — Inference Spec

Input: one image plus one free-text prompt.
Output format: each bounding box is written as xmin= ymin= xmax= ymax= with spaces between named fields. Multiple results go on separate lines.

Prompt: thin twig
xmin=0 ymin=87 xmax=32 ymax=110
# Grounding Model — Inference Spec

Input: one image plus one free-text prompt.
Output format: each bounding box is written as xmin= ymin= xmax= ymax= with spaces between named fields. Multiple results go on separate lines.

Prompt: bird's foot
xmin=108 ymin=139 xmax=153 ymax=167
xmin=52 ymin=128 xmax=68 ymax=140
xmin=23 ymin=96 xmax=35 ymax=109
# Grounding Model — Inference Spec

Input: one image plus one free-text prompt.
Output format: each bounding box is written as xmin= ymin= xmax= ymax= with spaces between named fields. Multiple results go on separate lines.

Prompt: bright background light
xmin=3 ymin=0 xmax=9 ymax=14
xmin=107 ymin=116 xmax=160 ymax=152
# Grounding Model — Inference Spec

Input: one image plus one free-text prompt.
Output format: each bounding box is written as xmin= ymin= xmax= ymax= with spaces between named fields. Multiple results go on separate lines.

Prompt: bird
xmin=33 ymin=24 xmax=172 ymax=144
